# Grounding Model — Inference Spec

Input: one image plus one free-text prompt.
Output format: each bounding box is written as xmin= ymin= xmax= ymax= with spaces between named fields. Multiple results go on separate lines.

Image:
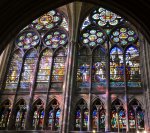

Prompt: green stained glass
xmin=110 ymin=26 xmax=137 ymax=46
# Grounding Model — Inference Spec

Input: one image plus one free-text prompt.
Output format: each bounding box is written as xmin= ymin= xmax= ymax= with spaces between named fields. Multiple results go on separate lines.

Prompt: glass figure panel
xmin=92 ymin=47 xmax=106 ymax=91
xmin=110 ymin=47 xmax=124 ymax=87
xmin=5 ymin=50 xmax=23 ymax=90
xmin=125 ymin=46 xmax=141 ymax=87
xmin=19 ymin=50 xmax=37 ymax=90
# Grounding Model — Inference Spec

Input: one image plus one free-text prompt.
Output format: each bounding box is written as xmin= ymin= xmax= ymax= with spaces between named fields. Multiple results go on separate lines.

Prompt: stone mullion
xmin=24 ymin=53 xmax=40 ymax=129
xmin=51 ymin=109 xmax=56 ymax=131
xmin=43 ymin=53 xmax=54 ymax=130
xmin=61 ymin=41 xmax=75 ymax=133
xmin=105 ymin=40 xmax=110 ymax=132
xmin=66 ymin=41 xmax=77 ymax=132
xmin=142 ymin=38 xmax=150 ymax=131
xmin=7 ymin=51 xmax=25 ymax=130
xmin=97 ymin=108 xmax=100 ymax=131
xmin=88 ymin=52 xmax=92 ymax=131
xmin=123 ymin=49 xmax=129 ymax=132
xmin=1 ymin=41 xmax=13 ymax=90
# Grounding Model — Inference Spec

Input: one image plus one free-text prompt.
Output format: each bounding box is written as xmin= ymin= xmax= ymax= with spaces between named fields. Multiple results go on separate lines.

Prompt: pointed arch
xmin=111 ymin=99 xmax=126 ymax=131
xmin=35 ymin=48 xmax=53 ymax=91
xmin=45 ymin=99 xmax=61 ymax=130
xmin=125 ymin=45 xmax=141 ymax=87
xmin=14 ymin=99 xmax=26 ymax=129
xmin=74 ymin=99 xmax=88 ymax=131
xmin=0 ymin=100 xmax=11 ymax=129
xmin=19 ymin=48 xmax=38 ymax=90
xmin=128 ymin=99 xmax=144 ymax=130
xmin=5 ymin=49 xmax=23 ymax=90
xmin=77 ymin=46 xmax=91 ymax=91
xmin=51 ymin=47 xmax=66 ymax=92
xmin=110 ymin=46 xmax=124 ymax=87
xmin=92 ymin=45 xmax=106 ymax=91
xmin=92 ymin=99 xmax=105 ymax=131
xmin=32 ymin=99 xmax=44 ymax=130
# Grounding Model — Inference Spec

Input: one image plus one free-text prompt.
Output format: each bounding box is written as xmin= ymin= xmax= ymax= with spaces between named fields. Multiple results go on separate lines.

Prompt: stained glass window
xmin=77 ymin=47 xmax=91 ymax=91
xmin=43 ymin=28 xmax=68 ymax=48
xmin=35 ymin=49 xmax=53 ymax=90
xmin=110 ymin=47 xmax=124 ymax=87
xmin=15 ymin=100 xmax=26 ymax=129
xmin=30 ymin=10 xmax=62 ymax=30
xmin=5 ymin=50 xmax=23 ymax=90
xmin=19 ymin=49 xmax=38 ymax=90
xmin=110 ymin=27 xmax=137 ymax=46
xmin=79 ymin=6 xmax=141 ymax=90
xmin=0 ymin=100 xmax=11 ymax=129
xmin=15 ymin=30 xmax=40 ymax=49
xmin=32 ymin=100 xmax=44 ymax=130
xmin=111 ymin=99 xmax=126 ymax=131
xmin=125 ymin=46 xmax=141 ymax=87
xmin=80 ymin=25 xmax=106 ymax=47
xmin=75 ymin=99 xmax=88 ymax=131
xmin=90 ymin=7 xmax=124 ymax=28
xmin=51 ymin=48 xmax=66 ymax=91
xmin=92 ymin=100 xmax=105 ymax=131
xmin=47 ymin=100 xmax=60 ymax=131
xmin=128 ymin=99 xmax=144 ymax=130
xmin=92 ymin=47 xmax=106 ymax=91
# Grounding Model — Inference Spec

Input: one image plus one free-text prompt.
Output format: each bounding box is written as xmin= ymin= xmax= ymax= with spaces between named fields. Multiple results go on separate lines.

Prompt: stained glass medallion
xmin=15 ymin=30 xmax=40 ymax=49
xmin=30 ymin=10 xmax=62 ymax=30
xmin=110 ymin=27 xmax=137 ymax=46
xmin=80 ymin=25 xmax=106 ymax=47
xmin=43 ymin=28 xmax=68 ymax=48
xmin=90 ymin=7 xmax=123 ymax=27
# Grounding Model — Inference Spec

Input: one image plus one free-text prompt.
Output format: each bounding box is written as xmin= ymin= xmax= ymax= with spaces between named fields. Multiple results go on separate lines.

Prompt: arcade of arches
xmin=0 ymin=2 xmax=150 ymax=133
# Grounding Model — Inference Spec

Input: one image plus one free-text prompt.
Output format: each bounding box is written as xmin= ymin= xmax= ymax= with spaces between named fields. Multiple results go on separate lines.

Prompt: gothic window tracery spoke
xmin=0 ymin=100 xmax=11 ymax=129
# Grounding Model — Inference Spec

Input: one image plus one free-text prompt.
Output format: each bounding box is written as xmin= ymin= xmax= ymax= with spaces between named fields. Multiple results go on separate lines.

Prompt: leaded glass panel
xmin=30 ymin=10 xmax=62 ymax=30
xmin=90 ymin=7 xmax=124 ymax=27
xmin=77 ymin=47 xmax=91 ymax=91
xmin=125 ymin=46 xmax=141 ymax=87
xmin=35 ymin=49 xmax=53 ymax=90
xmin=19 ymin=49 xmax=37 ymax=90
xmin=15 ymin=30 xmax=40 ymax=49
xmin=43 ymin=28 xmax=68 ymax=48
xmin=92 ymin=47 xmax=106 ymax=91
xmin=110 ymin=27 xmax=137 ymax=46
xmin=5 ymin=50 xmax=23 ymax=90
xmin=110 ymin=47 xmax=124 ymax=87
xmin=0 ymin=100 xmax=11 ymax=129
xmin=51 ymin=48 xmax=66 ymax=91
